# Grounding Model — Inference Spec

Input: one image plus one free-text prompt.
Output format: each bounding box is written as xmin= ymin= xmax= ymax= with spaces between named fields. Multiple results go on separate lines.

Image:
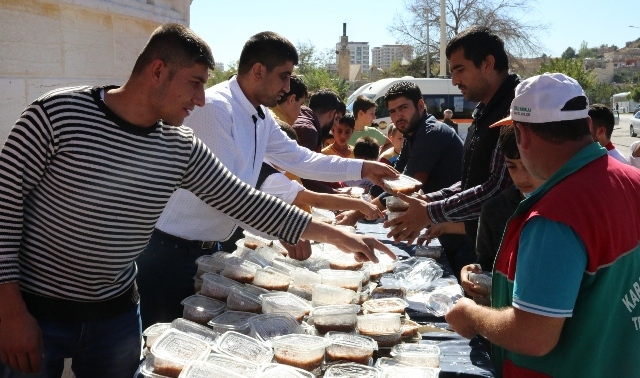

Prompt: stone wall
xmin=0 ymin=0 xmax=191 ymax=146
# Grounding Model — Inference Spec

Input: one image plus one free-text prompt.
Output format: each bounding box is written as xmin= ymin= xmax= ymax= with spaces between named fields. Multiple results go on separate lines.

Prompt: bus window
xmin=375 ymin=97 xmax=389 ymax=118
xmin=449 ymin=95 xmax=476 ymax=119
xmin=423 ymin=95 xmax=447 ymax=119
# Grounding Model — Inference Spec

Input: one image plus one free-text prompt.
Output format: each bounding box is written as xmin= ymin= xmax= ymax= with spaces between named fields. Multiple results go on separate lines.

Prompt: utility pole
xmin=425 ymin=8 xmax=430 ymax=78
xmin=439 ymin=0 xmax=447 ymax=77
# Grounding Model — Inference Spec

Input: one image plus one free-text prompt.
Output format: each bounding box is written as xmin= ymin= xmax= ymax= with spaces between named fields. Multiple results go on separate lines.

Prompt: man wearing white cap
xmin=445 ymin=73 xmax=640 ymax=377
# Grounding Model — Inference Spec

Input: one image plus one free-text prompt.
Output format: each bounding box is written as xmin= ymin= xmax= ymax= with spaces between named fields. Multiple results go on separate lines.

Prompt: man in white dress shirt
xmin=136 ymin=31 xmax=397 ymax=328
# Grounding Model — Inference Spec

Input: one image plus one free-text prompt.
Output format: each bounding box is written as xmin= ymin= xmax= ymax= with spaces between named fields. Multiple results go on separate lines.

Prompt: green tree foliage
xmin=586 ymin=82 xmax=619 ymax=105
xmin=206 ymin=61 xmax=238 ymax=88
xmin=295 ymin=41 xmax=350 ymax=100
xmin=561 ymin=47 xmax=576 ymax=60
xmin=536 ymin=57 xmax=594 ymax=91
xmin=631 ymin=86 xmax=640 ymax=103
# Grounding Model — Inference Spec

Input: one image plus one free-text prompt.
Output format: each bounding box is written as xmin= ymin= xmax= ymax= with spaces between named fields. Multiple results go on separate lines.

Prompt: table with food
xmin=136 ymin=177 xmax=495 ymax=378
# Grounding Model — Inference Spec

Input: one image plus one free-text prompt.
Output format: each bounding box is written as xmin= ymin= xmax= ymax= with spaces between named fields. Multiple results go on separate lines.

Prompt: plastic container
xmin=177 ymin=360 xmax=244 ymax=378
xmin=356 ymin=313 xmax=402 ymax=335
xmin=390 ymin=344 xmax=441 ymax=368
xmin=385 ymin=196 xmax=409 ymax=212
xmin=362 ymin=298 xmax=409 ymax=314
xmin=204 ymin=353 xmax=261 ymax=377
xmin=468 ymin=272 xmax=493 ymax=292
xmin=370 ymin=287 xmax=406 ymax=300
xmin=200 ymin=273 xmax=243 ymax=300
xmin=318 ymin=269 xmax=364 ymax=292
xmin=139 ymin=355 xmax=167 ymax=378
xmin=150 ymin=329 xmax=211 ymax=378
xmin=400 ymin=318 xmax=420 ymax=339
xmin=368 ymin=331 xmax=403 ymax=348
xmin=287 ymin=284 xmax=313 ymax=302
xmin=257 ymin=364 xmax=314 ymax=378
xmin=260 ymin=292 xmax=312 ymax=322
xmin=195 ymin=253 xmax=232 ymax=277
xmin=381 ymin=174 xmax=422 ymax=194
xmin=414 ymin=244 xmax=443 ymax=259
xmin=226 ymin=285 xmax=263 ymax=313
xmin=221 ymin=257 xmax=259 ymax=284
xmin=380 ymin=365 xmax=438 ymax=378
xmin=324 ymin=362 xmax=381 ymax=378
xmin=329 ymin=255 xmax=364 ymax=271
xmin=193 ymin=276 xmax=203 ymax=293
xmin=271 ymin=334 xmax=331 ymax=373
xmin=312 ymin=284 xmax=357 ymax=307
xmin=181 ymin=295 xmax=226 ymax=325
xmin=290 ymin=269 xmax=321 ymax=285
xmin=374 ymin=357 xmax=408 ymax=369
xmin=243 ymin=230 xmax=273 ymax=250
xmin=170 ymin=318 xmax=218 ymax=347
xmin=215 ymin=331 xmax=274 ymax=365
xmin=207 ymin=310 xmax=257 ymax=335
xmin=248 ymin=313 xmax=304 ymax=342
xmin=143 ymin=323 xmax=171 ymax=349
xmin=252 ymin=267 xmax=291 ymax=291
xmin=310 ymin=305 xmax=360 ymax=335
xmin=324 ymin=332 xmax=378 ymax=365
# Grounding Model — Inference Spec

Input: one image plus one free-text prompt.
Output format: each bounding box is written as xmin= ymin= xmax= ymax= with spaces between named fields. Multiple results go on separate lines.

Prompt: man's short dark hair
xmin=499 ymin=125 xmax=520 ymax=159
xmin=384 ymin=81 xmax=423 ymax=108
xmin=336 ymin=101 xmax=347 ymax=117
xmin=354 ymin=136 xmax=379 ymax=160
xmin=445 ymin=25 xmax=509 ymax=72
xmin=353 ymin=95 xmax=377 ymax=119
xmin=276 ymin=119 xmax=298 ymax=141
xmin=308 ymin=89 xmax=340 ymax=116
xmin=589 ymin=104 xmax=615 ymax=139
xmin=518 ymin=96 xmax=591 ymax=144
xmin=238 ymin=31 xmax=298 ymax=75
xmin=337 ymin=114 xmax=355 ymax=129
xmin=278 ymin=75 xmax=308 ymax=105
xmin=132 ymin=23 xmax=214 ymax=76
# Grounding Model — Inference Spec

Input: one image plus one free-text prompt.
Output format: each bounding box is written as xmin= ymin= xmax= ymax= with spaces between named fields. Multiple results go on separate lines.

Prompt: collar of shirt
xmin=605 ymin=141 xmax=615 ymax=151
xmin=229 ymin=76 xmax=266 ymax=123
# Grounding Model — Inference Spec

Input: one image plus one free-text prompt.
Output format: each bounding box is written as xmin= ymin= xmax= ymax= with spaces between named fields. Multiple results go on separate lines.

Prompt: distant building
xmin=337 ymin=23 xmax=351 ymax=80
xmin=336 ymin=40 xmax=370 ymax=73
xmin=371 ymin=44 xmax=413 ymax=70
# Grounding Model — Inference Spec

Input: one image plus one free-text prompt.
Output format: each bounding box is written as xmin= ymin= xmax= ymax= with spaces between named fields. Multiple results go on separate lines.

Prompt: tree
xmin=631 ymin=86 xmax=640 ymax=103
xmin=561 ymin=47 xmax=576 ymax=60
xmin=294 ymin=41 xmax=351 ymax=100
xmin=388 ymin=0 xmax=548 ymax=75
xmin=206 ymin=61 xmax=238 ymax=88
xmin=536 ymin=57 xmax=594 ymax=92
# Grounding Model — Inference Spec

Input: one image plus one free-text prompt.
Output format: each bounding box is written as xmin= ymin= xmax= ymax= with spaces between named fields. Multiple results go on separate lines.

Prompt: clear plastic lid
xmin=356 ymin=313 xmax=402 ymax=334
xmin=311 ymin=283 xmax=357 ymax=307
xmin=207 ymin=310 xmax=257 ymax=334
xmin=243 ymin=230 xmax=274 ymax=248
xmin=370 ymin=287 xmax=406 ymax=300
xmin=248 ymin=313 xmax=304 ymax=342
xmin=200 ymin=273 xmax=243 ymax=299
xmin=170 ymin=318 xmax=218 ymax=346
xmin=381 ymin=174 xmax=422 ymax=194
xmin=215 ymin=331 xmax=274 ymax=365
xmin=253 ymin=267 xmax=291 ymax=290
xmin=318 ymin=269 xmax=364 ymax=291
xmin=138 ymin=355 xmax=168 ymax=378
xmin=324 ymin=331 xmax=378 ymax=350
xmin=178 ymin=360 xmax=245 ymax=378
xmin=226 ymin=286 xmax=263 ymax=313
xmin=181 ymin=295 xmax=226 ymax=315
xmin=362 ymin=298 xmax=409 ymax=314
xmin=204 ymin=353 xmax=261 ymax=377
xmin=142 ymin=322 xmax=171 ymax=337
xmin=149 ymin=329 xmax=211 ymax=372
xmin=380 ymin=365 xmax=438 ymax=378
xmin=290 ymin=269 xmax=321 ymax=285
xmin=270 ymin=334 xmax=331 ymax=351
xmin=390 ymin=344 xmax=441 ymax=367
xmin=310 ymin=304 xmax=360 ymax=317
xmin=374 ymin=357 xmax=408 ymax=369
xmin=257 ymin=363 xmax=315 ymax=378
xmin=260 ymin=292 xmax=312 ymax=313
xmin=324 ymin=362 xmax=381 ymax=378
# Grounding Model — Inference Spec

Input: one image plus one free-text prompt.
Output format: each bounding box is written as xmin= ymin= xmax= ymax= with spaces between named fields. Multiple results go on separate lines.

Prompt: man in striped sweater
xmin=0 ymin=24 xmax=394 ymax=378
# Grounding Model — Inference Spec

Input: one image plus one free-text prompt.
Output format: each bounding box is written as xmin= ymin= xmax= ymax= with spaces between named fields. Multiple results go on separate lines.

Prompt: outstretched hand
xmin=384 ymin=192 xmax=432 ymax=245
xmin=361 ymin=161 xmax=398 ymax=188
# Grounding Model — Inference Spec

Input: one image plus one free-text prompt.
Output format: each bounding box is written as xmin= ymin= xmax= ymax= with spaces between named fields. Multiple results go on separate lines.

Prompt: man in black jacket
xmin=387 ymin=26 xmax=517 ymax=249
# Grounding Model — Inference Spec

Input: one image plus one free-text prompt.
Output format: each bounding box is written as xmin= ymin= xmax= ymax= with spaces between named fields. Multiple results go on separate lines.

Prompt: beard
xmin=400 ymin=110 xmax=422 ymax=136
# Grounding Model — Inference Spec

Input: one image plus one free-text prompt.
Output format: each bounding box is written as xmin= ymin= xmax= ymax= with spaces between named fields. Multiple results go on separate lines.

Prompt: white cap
xmin=491 ymin=73 xmax=589 ymax=127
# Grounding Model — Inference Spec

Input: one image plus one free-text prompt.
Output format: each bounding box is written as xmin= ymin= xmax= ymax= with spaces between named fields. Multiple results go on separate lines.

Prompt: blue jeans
xmin=1 ymin=305 xmax=141 ymax=378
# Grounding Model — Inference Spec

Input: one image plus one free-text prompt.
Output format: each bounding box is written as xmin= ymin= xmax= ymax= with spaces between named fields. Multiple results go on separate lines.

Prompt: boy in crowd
xmin=588 ymin=103 xmax=629 ymax=164
xmin=378 ymin=123 xmax=405 ymax=166
xmin=269 ymin=74 xmax=308 ymax=126
xmin=322 ymin=114 xmax=355 ymax=158
xmin=350 ymin=95 xmax=392 ymax=151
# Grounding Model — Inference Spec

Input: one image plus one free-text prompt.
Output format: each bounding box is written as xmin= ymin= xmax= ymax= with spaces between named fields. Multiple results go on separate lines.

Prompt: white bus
xmin=346 ymin=77 xmax=477 ymax=140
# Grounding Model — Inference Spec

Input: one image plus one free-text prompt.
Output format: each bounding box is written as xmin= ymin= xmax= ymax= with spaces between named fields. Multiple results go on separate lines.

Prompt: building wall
xmin=336 ymin=41 xmax=369 ymax=72
xmin=371 ymin=44 xmax=413 ymax=70
xmin=0 ymin=0 xmax=190 ymax=146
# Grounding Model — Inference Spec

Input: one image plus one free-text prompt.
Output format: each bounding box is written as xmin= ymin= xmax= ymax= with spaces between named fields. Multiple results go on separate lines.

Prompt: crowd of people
xmin=0 ymin=21 xmax=638 ymax=378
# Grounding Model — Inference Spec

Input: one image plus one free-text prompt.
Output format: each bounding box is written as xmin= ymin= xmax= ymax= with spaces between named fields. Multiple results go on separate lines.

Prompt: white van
xmin=346 ymin=77 xmax=477 ymax=140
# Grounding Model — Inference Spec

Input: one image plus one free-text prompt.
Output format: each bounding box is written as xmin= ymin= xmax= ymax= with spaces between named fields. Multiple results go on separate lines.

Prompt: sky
xmin=189 ymin=0 xmax=640 ymax=70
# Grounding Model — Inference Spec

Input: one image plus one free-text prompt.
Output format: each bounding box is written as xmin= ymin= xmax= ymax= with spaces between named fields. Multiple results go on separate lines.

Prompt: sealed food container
xmin=181 ymin=295 xmax=226 ymax=325
xmin=221 ymin=257 xmax=259 ymax=284
xmin=143 ymin=323 xmax=171 ymax=349
xmin=243 ymin=230 xmax=273 ymax=250
xmin=310 ymin=305 xmax=359 ymax=335
xmin=312 ymin=284 xmax=357 ymax=307
xmin=357 ymin=313 xmax=402 ymax=335
xmin=177 ymin=360 xmax=244 ymax=378
xmin=258 ymin=364 xmax=314 ymax=378
xmin=270 ymin=240 xmax=290 ymax=257
xmin=260 ymin=292 xmax=312 ymax=322
xmin=381 ymin=174 xmax=422 ymax=195
xmin=374 ymin=357 xmax=408 ymax=369
xmin=170 ymin=318 xmax=218 ymax=347
xmin=194 ymin=276 xmax=203 ymax=293
xmin=367 ymin=331 xmax=402 ymax=348
xmin=468 ymin=272 xmax=493 ymax=292
xmin=324 ymin=362 xmax=381 ymax=378
xmin=226 ymin=285 xmax=263 ymax=313
xmin=414 ymin=244 xmax=442 ymax=259
xmin=271 ymin=334 xmax=331 ymax=373
xmin=380 ymin=365 xmax=438 ymax=378
xmin=400 ymin=318 xmax=420 ymax=339
xmin=287 ymin=284 xmax=313 ymax=301
xmin=208 ymin=310 xmax=257 ymax=335
xmin=195 ymin=254 xmax=231 ymax=277
xmin=311 ymin=208 xmax=336 ymax=224
xmin=329 ymin=255 xmax=364 ymax=271
xmin=324 ymin=332 xmax=378 ymax=365
xmin=200 ymin=273 xmax=243 ymax=300
xmin=390 ymin=344 xmax=441 ymax=368
xmin=150 ymin=329 xmax=211 ymax=378
xmin=362 ymin=298 xmax=409 ymax=314
xmin=215 ymin=331 xmax=274 ymax=365
xmin=244 ymin=283 xmax=270 ymax=296
xmin=271 ymin=259 xmax=303 ymax=275
xmin=139 ymin=355 xmax=166 ymax=378
xmin=204 ymin=353 xmax=261 ymax=377
xmin=318 ymin=269 xmax=364 ymax=292
xmin=248 ymin=313 xmax=304 ymax=342
xmin=252 ymin=267 xmax=291 ymax=291
xmin=291 ymin=269 xmax=321 ymax=285
xmin=370 ymin=287 xmax=406 ymax=300
xmin=384 ymin=196 xmax=409 ymax=213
